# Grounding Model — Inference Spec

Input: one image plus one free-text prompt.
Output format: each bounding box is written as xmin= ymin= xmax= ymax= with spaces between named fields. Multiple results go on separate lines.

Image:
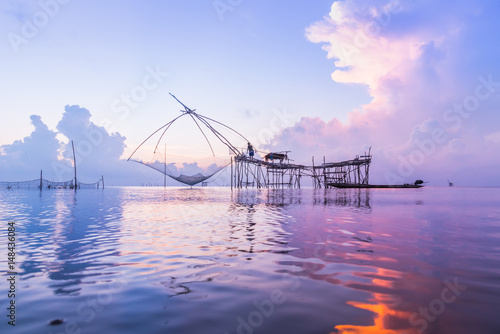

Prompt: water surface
xmin=0 ymin=187 xmax=499 ymax=334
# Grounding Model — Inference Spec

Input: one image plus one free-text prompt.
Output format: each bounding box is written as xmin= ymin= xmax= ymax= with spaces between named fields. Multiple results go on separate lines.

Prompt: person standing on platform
xmin=247 ymin=142 xmax=255 ymax=159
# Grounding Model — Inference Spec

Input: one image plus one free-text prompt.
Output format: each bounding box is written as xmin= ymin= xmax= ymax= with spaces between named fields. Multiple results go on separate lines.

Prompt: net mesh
xmin=0 ymin=178 xmax=102 ymax=190
xmin=131 ymin=152 xmax=229 ymax=186
xmin=127 ymin=96 xmax=250 ymax=187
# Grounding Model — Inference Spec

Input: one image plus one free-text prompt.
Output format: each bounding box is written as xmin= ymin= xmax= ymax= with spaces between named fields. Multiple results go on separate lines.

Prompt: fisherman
xmin=247 ymin=142 xmax=255 ymax=159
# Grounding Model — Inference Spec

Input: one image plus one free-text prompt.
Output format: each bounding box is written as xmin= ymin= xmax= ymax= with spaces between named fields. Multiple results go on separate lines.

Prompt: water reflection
xmin=197 ymin=188 xmax=447 ymax=333
xmin=272 ymin=188 xmax=500 ymax=334
xmin=0 ymin=187 xmax=498 ymax=334
xmin=13 ymin=190 xmax=123 ymax=295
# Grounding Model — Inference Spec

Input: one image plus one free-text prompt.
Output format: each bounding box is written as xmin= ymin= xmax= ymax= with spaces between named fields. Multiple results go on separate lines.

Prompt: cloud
xmin=269 ymin=0 xmax=500 ymax=186
xmin=0 ymin=104 xmax=229 ymax=186
xmin=0 ymin=115 xmax=60 ymax=180
xmin=485 ymin=131 xmax=500 ymax=144
xmin=57 ymin=105 xmax=126 ymax=178
xmin=0 ymin=105 xmax=159 ymax=185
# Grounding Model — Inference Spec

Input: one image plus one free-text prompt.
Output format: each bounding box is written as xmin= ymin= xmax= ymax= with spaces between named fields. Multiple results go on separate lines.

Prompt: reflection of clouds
xmin=337 ymin=268 xmax=417 ymax=334
xmin=232 ymin=188 xmax=409 ymax=332
xmin=266 ymin=187 xmax=500 ymax=334
xmin=279 ymin=238 xmax=427 ymax=333
xmin=276 ymin=189 xmax=459 ymax=334
xmin=118 ymin=187 xmax=298 ymax=301
xmin=232 ymin=187 xmax=464 ymax=334
xmin=337 ymin=297 xmax=417 ymax=334
xmin=4 ymin=187 xmax=495 ymax=333
xmin=18 ymin=190 xmax=123 ymax=296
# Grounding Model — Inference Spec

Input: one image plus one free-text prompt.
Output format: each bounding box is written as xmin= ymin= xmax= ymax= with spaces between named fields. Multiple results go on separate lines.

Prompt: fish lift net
xmin=127 ymin=94 xmax=250 ymax=187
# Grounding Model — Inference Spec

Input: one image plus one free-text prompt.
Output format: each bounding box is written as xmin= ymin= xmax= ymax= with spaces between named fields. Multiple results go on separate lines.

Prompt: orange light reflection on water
xmin=334 ymin=268 xmax=419 ymax=334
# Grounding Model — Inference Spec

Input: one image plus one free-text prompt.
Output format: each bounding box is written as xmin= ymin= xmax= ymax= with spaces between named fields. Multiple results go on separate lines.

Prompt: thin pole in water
xmin=72 ymin=140 xmax=77 ymax=191
xmin=164 ymin=143 xmax=167 ymax=188
xmin=40 ymin=170 xmax=42 ymax=191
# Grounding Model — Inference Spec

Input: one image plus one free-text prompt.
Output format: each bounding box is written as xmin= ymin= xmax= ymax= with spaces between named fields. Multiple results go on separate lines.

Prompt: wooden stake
xmin=71 ymin=140 xmax=77 ymax=191
xmin=164 ymin=143 xmax=167 ymax=188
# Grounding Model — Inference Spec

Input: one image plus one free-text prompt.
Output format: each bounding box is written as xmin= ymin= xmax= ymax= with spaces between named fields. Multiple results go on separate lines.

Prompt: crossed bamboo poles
xmin=127 ymin=93 xmax=252 ymax=162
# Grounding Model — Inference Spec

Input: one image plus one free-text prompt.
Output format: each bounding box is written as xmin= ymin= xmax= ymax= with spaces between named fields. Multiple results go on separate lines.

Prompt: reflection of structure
xmin=312 ymin=189 xmax=372 ymax=212
xmin=330 ymin=189 xmax=371 ymax=210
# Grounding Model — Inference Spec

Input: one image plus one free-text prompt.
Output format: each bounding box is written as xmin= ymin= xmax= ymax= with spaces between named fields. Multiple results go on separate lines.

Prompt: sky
xmin=1 ymin=0 xmax=499 ymax=186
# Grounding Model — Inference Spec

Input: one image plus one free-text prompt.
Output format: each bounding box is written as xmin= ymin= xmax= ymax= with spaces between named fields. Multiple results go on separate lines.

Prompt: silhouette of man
xmin=247 ymin=142 xmax=254 ymax=159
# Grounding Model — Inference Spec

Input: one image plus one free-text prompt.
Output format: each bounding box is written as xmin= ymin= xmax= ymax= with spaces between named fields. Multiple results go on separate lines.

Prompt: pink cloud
xmin=270 ymin=0 xmax=500 ymax=186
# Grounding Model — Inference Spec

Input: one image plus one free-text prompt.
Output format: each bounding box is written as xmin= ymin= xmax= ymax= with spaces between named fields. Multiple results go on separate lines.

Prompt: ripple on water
xmin=0 ymin=187 xmax=499 ymax=333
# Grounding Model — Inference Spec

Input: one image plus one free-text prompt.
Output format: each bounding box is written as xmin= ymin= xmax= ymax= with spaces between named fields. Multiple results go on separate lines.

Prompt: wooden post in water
xmin=312 ymin=157 xmax=315 ymax=188
xmin=40 ymin=170 xmax=42 ymax=191
xmin=230 ymin=156 xmax=233 ymax=190
xmin=357 ymin=164 xmax=361 ymax=185
xmin=71 ymin=140 xmax=77 ymax=191
xmin=245 ymin=161 xmax=248 ymax=188
xmin=323 ymin=156 xmax=327 ymax=188
xmin=164 ymin=143 xmax=167 ymax=188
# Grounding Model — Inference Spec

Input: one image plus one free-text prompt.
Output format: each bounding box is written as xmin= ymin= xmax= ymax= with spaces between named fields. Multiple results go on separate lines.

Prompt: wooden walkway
xmin=232 ymin=152 xmax=372 ymax=189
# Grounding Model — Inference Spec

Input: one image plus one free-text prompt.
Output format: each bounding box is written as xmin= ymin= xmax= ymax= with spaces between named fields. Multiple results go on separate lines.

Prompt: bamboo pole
xmin=71 ymin=140 xmax=77 ymax=190
xmin=357 ymin=165 xmax=361 ymax=185
xmin=164 ymin=143 xmax=167 ymax=188
xmin=312 ymin=157 xmax=315 ymax=188
xmin=366 ymin=163 xmax=370 ymax=185
xmin=324 ymin=168 xmax=328 ymax=188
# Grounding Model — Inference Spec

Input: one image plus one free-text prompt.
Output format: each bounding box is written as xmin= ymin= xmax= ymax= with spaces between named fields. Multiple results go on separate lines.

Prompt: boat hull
xmin=328 ymin=183 xmax=424 ymax=189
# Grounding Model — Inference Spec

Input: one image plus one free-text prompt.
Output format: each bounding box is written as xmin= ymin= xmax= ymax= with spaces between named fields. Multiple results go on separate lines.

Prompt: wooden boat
xmin=328 ymin=183 xmax=424 ymax=189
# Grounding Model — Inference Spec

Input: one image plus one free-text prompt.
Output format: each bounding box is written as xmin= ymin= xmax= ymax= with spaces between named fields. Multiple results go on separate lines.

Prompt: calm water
xmin=0 ymin=187 xmax=499 ymax=334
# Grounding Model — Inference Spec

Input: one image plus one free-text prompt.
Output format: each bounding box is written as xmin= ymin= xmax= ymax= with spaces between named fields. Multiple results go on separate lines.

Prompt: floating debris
xmin=353 ymin=236 xmax=373 ymax=243
xmin=49 ymin=319 xmax=64 ymax=325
